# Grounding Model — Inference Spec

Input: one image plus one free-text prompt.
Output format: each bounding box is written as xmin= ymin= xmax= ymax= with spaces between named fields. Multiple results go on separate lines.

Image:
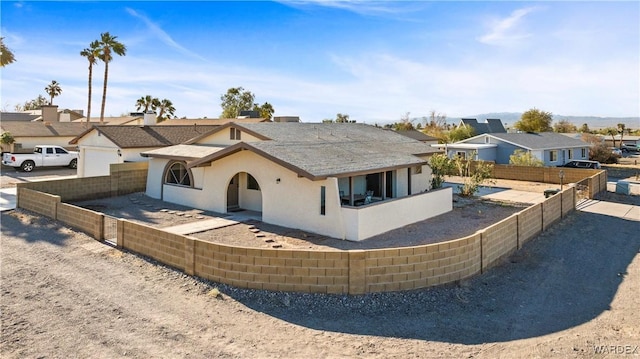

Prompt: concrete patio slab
xmin=577 ymin=199 xmax=640 ymax=222
xmin=0 ymin=187 xmax=17 ymax=212
xmin=162 ymin=217 xmax=239 ymax=235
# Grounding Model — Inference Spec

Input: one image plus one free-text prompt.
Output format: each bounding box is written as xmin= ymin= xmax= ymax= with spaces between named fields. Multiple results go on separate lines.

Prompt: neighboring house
xmin=72 ymin=115 xmax=145 ymax=126
xmin=394 ymin=129 xmax=439 ymax=145
xmin=0 ymin=120 xmax=87 ymax=153
xmin=155 ymin=117 xmax=271 ymax=126
xmin=0 ymin=112 xmax=40 ymax=122
xmin=443 ymin=132 xmax=590 ymax=166
xmin=141 ymin=122 xmax=451 ymax=241
xmin=604 ymin=135 xmax=640 ymax=148
xmin=458 ymin=118 xmax=507 ymax=135
xmin=69 ymin=124 xmax=219 ymax=177
xmin=17 ymin=107 xmax=85 ymax=122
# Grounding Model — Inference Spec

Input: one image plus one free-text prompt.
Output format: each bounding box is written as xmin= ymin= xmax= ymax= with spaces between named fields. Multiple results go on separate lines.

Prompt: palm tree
xmin=156 ymin=99 xmax=176 ymax=122
xmin=45 ymin=80 xmax=62 ymax=105
xmin=80 ymin=40 xmax=101 ymax=126
xmin=135 ymin=95 xmax=159 ymax=113
xmin=98 ymin=32 xmax=126 ymax=124
xmin=0 ymin=37 xmax=16 ymax=67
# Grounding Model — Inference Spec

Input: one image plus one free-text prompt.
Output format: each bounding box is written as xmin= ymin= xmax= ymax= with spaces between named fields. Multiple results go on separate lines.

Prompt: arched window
xmin=164 ymin=161 xmax=192 ymax=187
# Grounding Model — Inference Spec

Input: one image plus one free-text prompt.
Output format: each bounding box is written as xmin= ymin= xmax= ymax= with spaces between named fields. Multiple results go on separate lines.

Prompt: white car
xmin=2 ymin=145 xmax=78 ymax=172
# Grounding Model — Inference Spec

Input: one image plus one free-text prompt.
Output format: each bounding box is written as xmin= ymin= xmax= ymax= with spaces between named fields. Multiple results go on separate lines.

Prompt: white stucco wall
xmin=341 ymin=187 xmax=452 ymax=241
xmin=79 ymin=146 xmax=120 ymax=177
xmin=410 ymin=164 xmax=431 ymax=194
xmin=13 ymin=136 xmax=76 ymax=150
xmin=193 ymin=128 xmax=262 ymax=146
xmin=144 ymin=150 xmax=446 ymax=241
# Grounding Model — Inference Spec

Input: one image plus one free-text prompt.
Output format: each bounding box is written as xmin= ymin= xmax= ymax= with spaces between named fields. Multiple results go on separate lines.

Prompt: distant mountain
xmin=450 ymin=113 xmax=640 ymax=130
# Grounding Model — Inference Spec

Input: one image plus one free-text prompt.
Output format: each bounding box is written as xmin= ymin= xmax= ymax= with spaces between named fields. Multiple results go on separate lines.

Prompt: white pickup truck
xmin=2 ymin=145 xmax=78 ymax=172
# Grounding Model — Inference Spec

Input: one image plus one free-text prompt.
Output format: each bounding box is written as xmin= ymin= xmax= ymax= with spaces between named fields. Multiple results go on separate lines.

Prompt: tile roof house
xmin=141 ymin=122 xmax=452 ymax=241
xmin=459 ymin=118 xmax=507 ymax=135
xmin=69 ymin=125 xmax=219 ymax=177
xmin=443 ymin=132 xmax=590 ymax=166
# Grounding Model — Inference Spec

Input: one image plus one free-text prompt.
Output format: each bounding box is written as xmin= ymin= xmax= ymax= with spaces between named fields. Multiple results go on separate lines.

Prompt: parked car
xmin=621 ymin=144 xmax=639 ymax=153
xmin=2 ymin=145 xmax=78 ymax=172
xmin=559 ymin=160 xmax=601 ymax=169
xmin=610 ymin=147 xmax=623 ymax=156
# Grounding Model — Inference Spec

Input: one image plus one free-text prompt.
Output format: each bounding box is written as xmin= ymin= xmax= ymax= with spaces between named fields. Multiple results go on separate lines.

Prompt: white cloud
xmin=278 ymin=0 xmax=427 ymax=17
xmin=478 ymin=7 xmax=539 ymax=46
xmin=124 ymin=7 xmax=207 ymax=61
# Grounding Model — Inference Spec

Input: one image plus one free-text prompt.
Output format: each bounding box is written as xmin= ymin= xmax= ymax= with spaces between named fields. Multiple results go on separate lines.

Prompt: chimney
xmin=143 ymin=111 xmax=157 ymax=126
xmin=41 ymin=105 xmax=59 ymax=123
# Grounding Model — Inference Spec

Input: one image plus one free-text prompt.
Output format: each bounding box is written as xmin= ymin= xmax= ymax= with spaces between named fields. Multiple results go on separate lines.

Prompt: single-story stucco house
xmin=439 ymin=132 xmax=591 ymax=166
xmin=141 ymin=122 xmax=451 ymax=241
xmin=69 ymin=123 xmax=219 ymax=178
xmin=0 ymin=119 xmax=87 ymax=154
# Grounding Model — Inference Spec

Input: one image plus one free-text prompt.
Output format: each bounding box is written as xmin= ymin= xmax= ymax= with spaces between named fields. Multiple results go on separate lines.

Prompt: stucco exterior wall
xmin=79 ymin=146 xmax=119 ymax=178
xmin=194 ymin=128 xmax=262 ymax=146
xmin=12 ymin=136 xmax=76 ymax=151
xmin=146 ymin=150 xmax=443 ymax=241
xmin=341 ymin=187 xmax=452 ymax=241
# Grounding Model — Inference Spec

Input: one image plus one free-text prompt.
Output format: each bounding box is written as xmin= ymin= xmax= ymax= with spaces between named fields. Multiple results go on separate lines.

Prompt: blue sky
xmin=1 ymin=1 xmax=638 ymax=123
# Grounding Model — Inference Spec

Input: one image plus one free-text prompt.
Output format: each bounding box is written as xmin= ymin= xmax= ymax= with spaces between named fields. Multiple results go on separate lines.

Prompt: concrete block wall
xmin=17 ymin=188 xmax=60 ymax=218
xmin=561 ymin=187 xmax=575 ymax=217
xmin=363 ymin=234 xmax=482 ymax=293
xmin=57 ymin=203 xmax=104 ymax=239
xmin=19 ymin=176 xmax=112 ymax=202
xmin=16 ymin=163 xmax=586 ymax=295
xmin=193 ymin=241 xmax=350 ymax=294
xmin=17 ymin=162 xmax=148 ymax=202
xmin=109 ymin=162 xmax=148 ymax=196
xmin=481 ymin=215 xmax=518 ymax=271
xmin=543 ymin=194 xmax=562 ymax=230
xmin=491 ymin=164 xmax=601 ymax=185
xmin=517 ymin=203 xmax=542 ymax=249
xmin=121 ymin=221 xmax=186 ymax=270
xmin=492 ymin=165 xmax=545 ymax=182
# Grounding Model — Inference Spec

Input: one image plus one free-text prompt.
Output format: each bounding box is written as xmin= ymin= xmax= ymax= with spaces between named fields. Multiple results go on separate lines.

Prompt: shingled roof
xmin=155 ymin=118 xmax=270 ymax=126
xmin=1 ymin=121 xmax=87 ymax=137
xmin=0 ymin=112 xmax=40 ymax=122
xmin=70 ymin=125 xmax=219 ymax=148
xmin=460 ymin=118 xmax=506 ymax=134
xmin=486 ymin=132 xmax=588 ymax=150
xmin=182 ymin=123 xmax=441 ymax=180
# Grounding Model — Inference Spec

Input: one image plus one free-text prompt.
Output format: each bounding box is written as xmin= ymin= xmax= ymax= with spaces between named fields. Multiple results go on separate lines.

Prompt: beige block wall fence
xmin=16 ymin=164 xmax=607 ymax=295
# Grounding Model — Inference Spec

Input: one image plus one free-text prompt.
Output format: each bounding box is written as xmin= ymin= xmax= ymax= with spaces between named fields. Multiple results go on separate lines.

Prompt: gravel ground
xmin=73 ymin=192 xmax=529 ymax=250
xmin=1 ymin=193 xmax=638 ymax=358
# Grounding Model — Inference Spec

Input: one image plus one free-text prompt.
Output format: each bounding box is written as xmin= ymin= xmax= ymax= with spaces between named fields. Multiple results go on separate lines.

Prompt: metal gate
xmin=103 ymin=215 xmax=118 ymax=245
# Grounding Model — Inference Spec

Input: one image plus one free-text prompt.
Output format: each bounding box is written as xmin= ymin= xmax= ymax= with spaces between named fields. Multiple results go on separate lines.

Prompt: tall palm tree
xmin=45 ymin=80 xmax=62 ymax=105
xmin=135 ymin=95 xmax=159 ymax=113
xmin=0 ymin=37 xmax=16 ymax=67
xmin=156 ymin=99 xmax=176 ymax=122
xmin=80 ymin=40 xmax=101 ymax=126
xmin=98 ymin=32 xmax=126 ymax=124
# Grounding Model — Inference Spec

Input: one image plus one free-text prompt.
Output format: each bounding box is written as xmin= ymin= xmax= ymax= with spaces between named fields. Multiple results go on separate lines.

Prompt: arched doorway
xmin=226 ymin=172 xmax=262 ymax=215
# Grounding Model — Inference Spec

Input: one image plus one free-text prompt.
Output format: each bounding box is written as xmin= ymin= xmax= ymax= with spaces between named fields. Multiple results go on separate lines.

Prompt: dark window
xmin=165 ymin=162 xmax=192 ymax=186
xmin=550 ymin=150 xmax=557 ymax=162
xmin=247 ymin=173 xmax=260 ymax=190
xmin=46 ymin=148 xmax=54 ymax=154
xmin=230 ymin=128 xmax=241 ymax=140
xmin=320 ymin=186 xmax=326 ymax=215
xmin=55 ymin=147 xmax=68 ymax=154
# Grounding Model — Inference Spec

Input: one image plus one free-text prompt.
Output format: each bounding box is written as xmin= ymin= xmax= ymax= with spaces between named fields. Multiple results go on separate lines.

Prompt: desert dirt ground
xmin=2 ymin=187 xmax=639 ymax=358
